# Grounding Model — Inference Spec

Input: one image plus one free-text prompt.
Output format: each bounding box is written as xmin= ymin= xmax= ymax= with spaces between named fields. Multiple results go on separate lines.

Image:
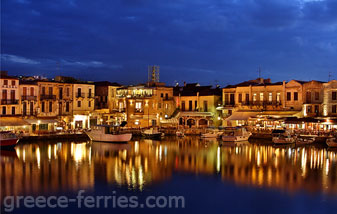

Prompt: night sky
xmin=1 ymin=0 xmax=337 ymax=86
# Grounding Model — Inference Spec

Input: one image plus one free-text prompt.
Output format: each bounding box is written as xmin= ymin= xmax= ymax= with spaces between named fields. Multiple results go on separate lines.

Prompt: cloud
xmin=1 ymin=54 xmax=40 ymax=64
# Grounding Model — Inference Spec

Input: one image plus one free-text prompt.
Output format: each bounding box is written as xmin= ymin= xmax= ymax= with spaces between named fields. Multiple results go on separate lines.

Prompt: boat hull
xmin=326 ymin=138 xmax=337 ymax=147
xmin=222 ymin=135 xmax=249 ymax=142
xmin=0 ymin=138 xmax=19 ymax=147
xmin=272 ymin=137 xmax=295 ymax=144
xmin=86 ymin=132 xmax=132 ymax=143
xmin=142 ymin=133 xmax=162 ymax=139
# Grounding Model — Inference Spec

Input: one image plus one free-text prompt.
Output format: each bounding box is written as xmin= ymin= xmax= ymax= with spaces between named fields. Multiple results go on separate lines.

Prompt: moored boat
xmin=176 ymin=130 xmax=185 ymax=137
xmin=201 ymin=129 xmax=223 ymax=139
xmin=295 ymin=136 xmax=315 ymax=146
xmin=0 ymin=131 xmax=19 ymax=147
xmin=272 ymin=129 xmax=296 ymax=144
xmin=222 ymin=127 xmax=251 ymax=142
xmin=142 ymin=128 xmax=163 ymax=139
xmin=326 ymin=137 xmax=337 ymax=147
xmin=85 ymin=125 xmax=132 ymax=143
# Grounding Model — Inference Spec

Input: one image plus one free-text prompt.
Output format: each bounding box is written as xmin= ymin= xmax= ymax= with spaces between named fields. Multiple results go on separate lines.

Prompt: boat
xmin=0 ymin=131 xmax=19 ymax=147
xmin=326 ymin=137 xmax=337 ymax=147
xmin=142 ymin=128 xmax=163 ymax=139
xmin=272 ymin=129 xmax=296 ymax=144
xmin=295 ymin=136 xmax=315 ymax=146
xmin=201 ymin=129 xmax=223 ymax=138
xmin=222 ymin=127 xmax=251 ymax=142
xmin=176 ymin=130 xmax=185 ymax=137
xmin=85 ymin=125 xmax=132 ymax=143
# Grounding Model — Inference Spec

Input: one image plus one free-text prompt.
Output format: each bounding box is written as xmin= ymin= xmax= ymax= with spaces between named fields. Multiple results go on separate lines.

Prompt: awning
xmin=284 ymin=117 xmax=320 ymax=124
xmin=225 ymin=111 xmax=259 ymax=121
xmin=178 ymin=111 xmax=214 ymax=117
xmin=0 ymin=117 xmax=30 ymax=126
xmin=160 ymin=118 xmax=178 ymax=124
xmin=257 ymin=111 xmax=301 ymax=118
xmin=25 ymin=119 xmax=59 ymax=124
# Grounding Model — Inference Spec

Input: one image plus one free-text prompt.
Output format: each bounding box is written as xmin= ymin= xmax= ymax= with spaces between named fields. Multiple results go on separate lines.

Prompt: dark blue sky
xmin=1 ymin=0 xmax=337 ymax=86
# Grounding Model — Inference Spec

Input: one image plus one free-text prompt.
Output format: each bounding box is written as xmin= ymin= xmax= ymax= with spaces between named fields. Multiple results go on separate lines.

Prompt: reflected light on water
xmin=1 ymin=137 xmax=337 ymax=201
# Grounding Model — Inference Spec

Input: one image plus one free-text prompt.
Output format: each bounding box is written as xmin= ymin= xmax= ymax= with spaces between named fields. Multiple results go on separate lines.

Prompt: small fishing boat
xmin=326 ymin=137 xmax=337 ymax=147
xmin=142 ymin=128 xmax=163 ymax=139
xmin=222 ymin=127 xmax=251 ymax=142
xmin=201 ymin=129 xmax=223 ymax=139
xmin=0 ymin=131 xmax=19 ymax=147
xmin=272 ymin=129 xmax=296 ymax=144
xmin=85 ymin=124 xmax=132 ymax=143
xmin=295 ymin=136 xmax=315 ymax=146
xmin=176 ymin=130 xmax=185 ymax=137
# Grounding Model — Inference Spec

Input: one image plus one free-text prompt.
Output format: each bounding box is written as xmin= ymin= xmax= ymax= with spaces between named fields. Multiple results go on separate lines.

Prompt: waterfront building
xmin=323 ymin=80 xmax=337 ymax=118
xmin=173 ymin=83 xmax=222 ymax=127
xmin=0 ymin=71 xmax=20 ymax=117
xmin=19 ymin=80 xmax=38 ymax=117
xmin=302 ymin=80 xmax=325 ymax=117
xmin=116 ymin=82 xmax=175 ymax=128
xmin=72 ymin=83 xmax=95 ymax=129
xmin=94 ymin=81 xmax=121 ymax=125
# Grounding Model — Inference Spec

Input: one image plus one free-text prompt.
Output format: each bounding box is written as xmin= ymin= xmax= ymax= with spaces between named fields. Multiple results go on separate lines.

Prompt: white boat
xmin=272 ymin=129 xmax=296 ymax=144
xmin=85 ymin=125 xmax=132 ymax=143
xmin=142 ymin=128 xmax=163 ymax=139
xmin=201 ymin=130 xmax=223 ymax=138
xmin=295 ymin=136 xmax=315 ymax=145
xmin=222 ymin=127 xmax=251 ymax=142
xmin=176 ymin=130 xmax=185 ymax=137
xmin=326 ymin=138 xmax=337 ymax=147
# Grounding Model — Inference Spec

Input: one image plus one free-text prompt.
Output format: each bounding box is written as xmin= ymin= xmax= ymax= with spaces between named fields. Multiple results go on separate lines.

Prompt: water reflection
xmin=1 ymin=137 xmax=337 ymax=201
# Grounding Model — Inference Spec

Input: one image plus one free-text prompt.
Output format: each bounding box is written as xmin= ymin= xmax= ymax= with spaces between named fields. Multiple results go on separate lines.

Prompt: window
xmin=165 ymin=103 xmax=168 ymax=109
xmin=203 ymin=101 xmax=208 ymax=112
xmin=11 ymin=107 xmax=15 ymax=115
xmin=89 ymin=88 xmax=92 ymax=98
xmin=158 ymin=102 xmax=162 ymax=109
xmin=314 ymin=105 xmax=319 ymax=113
xmin=277 ymin=93 xmax=281 ymax=102
xmin=42 ymin=87 xmax=45 ymax=95
xmin=41 ymin=102 xmax=45 ymax=112
xmin=49 ymin=87 xmax=53 ymax=95
xmin=77 ymin=101 xmax=81 ymax=107
xmin=333 ymin=105 xmax=337 ymax=113
xmin=181 ymin=101 xmax=185 ymax=111
xmin=195 ymin=100 xmax=197 ymax=109
xmin=331 ymin=92 xmax=337 ymax=101
xmin=88 ymin=101 xmax=91 ymax=107
xmin=268 ymin=93 xmax=272 ymax=102
xmin=59 ymin=88 xmax=63 ymax=99
xmin=287 ymin=92 xmax=291 ymax=101
xmin=49 ymin=101 xmax=52 ymax=112
xmin=189 ymin=100 xmax=192 ymax=111
xmin=253 ymin=93 xmax=257 ymax=102
xmin=66 ymin=88 xmax=70 ymax=97
xmin=2 ymin=106 xmax=6 ymax=115
xmin=11 ymin=80 xmax=15 ymax=86
xmin=307 ymin=106 xmax=312 ymax=113
xmin=135 ymin=102 xmax=142 ymax=112
xmin=30 ymin=87 xmax=34 ymax=96
xmin=245 ymin=94 xmax=249 ymax=104
xmin=2 ymin=90 xmax=7 ymax=100
xmin=315 ymin=92 xmax=319 ymax=100
xmin=238 ymin=93 xmax=242 ymax=103
xmin=225 ymin=94 xmax=229 ymax=104
xmin=165 ymin=93 xmax=168 ymax=99
xmin=77 ymin=88 xmax=82 ymax=97
xmin=260 ymin=93 xmax=264 ymax=101
xmin=306 ymin=92 xmax=311 ymax=103
xmin=230 ymin=94 xmax=235 ymax=104
xmin=4 ymin=80 xmax=8 ymax=86
xmin=161 ymin=93 xmax=163 ymax=98
xmin=23 ymin=87 xmax=27 ymax=96
xmin=66 ymin=102 xmax=70 ymax=112
xmin=11 ymin=90 xmax=15 ymax=100
xmin=294 ymin=92 xmax=298 ymax=101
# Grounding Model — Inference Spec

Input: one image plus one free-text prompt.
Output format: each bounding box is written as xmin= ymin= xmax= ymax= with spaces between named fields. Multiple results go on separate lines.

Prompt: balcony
xmin=21 ymin=95 xmax=37 ymax=101
xmin=76 ymin=92 xmax=85 ymax=98
xmin=1 ymin=99 xmax=19 ymax=105
xmin=40 ymin=94 xmax=56 ymax=100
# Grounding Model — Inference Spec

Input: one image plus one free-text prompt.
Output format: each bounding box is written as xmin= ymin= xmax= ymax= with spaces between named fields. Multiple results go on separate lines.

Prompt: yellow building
xmin=0 ymin=72 xmax=20 ymax=116
xmin=116 ymin=83 xmax=175 ymax=128
xmin=72 ymin=83 xmax=95 ymax=128
xmin=19 ymin=80 xmax=38 ymax=117
xmin=173 ymin=83 xmax=222 ymax=127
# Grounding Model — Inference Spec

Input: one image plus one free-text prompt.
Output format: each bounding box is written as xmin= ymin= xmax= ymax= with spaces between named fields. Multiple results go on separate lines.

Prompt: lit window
xmin=268 ymin=93 xmax=272 ymax=102
xmin=276 ymin=93 xmax=281 ymax=102
xmin=253 ymin=93 xmax=257 ymax=101
xmin=260 ymin=93 xmax=264 ymax=101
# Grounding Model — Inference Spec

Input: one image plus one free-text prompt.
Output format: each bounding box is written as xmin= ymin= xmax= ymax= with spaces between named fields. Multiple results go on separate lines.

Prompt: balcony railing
xmin=117 ymin=94 xmax=153 ymax=98
xmin=21 ymin=95 xmax=37 ymax=100
xmin=1 ymin=99 xmax=19 ymax=105
xmin=40 ymin=94 xmax=56 ymax=100
xmin=76 ymin=93 xmax=85 ymax=98
xmin=241 ymin=101 xmax=282 ymax=106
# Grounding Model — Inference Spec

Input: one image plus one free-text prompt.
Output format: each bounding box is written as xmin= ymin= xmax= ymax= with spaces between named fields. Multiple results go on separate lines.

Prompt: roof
xmin=94 ymin=81 xmax=121 ymax=87
xmin=174 ymin=84 xmax=221 ymax=96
